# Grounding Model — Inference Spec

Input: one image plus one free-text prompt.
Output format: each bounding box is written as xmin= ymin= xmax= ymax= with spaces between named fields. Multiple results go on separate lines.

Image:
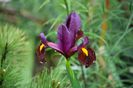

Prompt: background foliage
xmin=0 ymin=0 xmax=133 ymax=88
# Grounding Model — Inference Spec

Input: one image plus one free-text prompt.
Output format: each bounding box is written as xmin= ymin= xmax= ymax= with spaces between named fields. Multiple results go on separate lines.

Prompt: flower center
xmin=39 ymin=44 xmax=45 ymax=52
xmin=81 ymin=48 xmax=88 ymax=56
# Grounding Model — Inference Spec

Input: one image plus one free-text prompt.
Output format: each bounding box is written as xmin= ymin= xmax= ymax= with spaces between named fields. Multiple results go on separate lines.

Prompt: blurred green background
xmin=0 ymin=0 xmax=133 ymax=88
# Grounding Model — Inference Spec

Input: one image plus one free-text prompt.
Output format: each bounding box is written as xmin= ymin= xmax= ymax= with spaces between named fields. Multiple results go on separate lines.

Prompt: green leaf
xmin=0 ymin=25 xmax=32 ymax=88
xmin=38 ymin=0 xmax=50 ymax=11
xmin=64 ymin=0 xmax=71 ymax=15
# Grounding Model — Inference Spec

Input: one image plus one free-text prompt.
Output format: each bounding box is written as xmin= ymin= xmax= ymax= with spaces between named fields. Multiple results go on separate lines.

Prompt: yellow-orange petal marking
xmin=81 ymin=48 xmax=88 ymax=56
xmin=39 ymin=44 xmax=45 ymax=51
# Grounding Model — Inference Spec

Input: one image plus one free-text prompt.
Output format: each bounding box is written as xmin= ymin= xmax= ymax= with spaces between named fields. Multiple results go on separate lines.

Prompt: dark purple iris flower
xmin=36 ymin=12 xmax=96 ymax=67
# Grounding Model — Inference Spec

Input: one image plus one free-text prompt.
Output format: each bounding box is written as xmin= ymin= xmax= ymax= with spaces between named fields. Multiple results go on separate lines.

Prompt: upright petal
xmin=65 ymin=12 xmax=81 ymax=46
xmin=57 ymin=24 xmax=73 ymax=55
xmin=83 ymin=37 xmax=89 ymax=46
xmin=76 ymin=30 xmax=83 ymax=40
xmin=78 ymin=47 xmax=96 ymax=67
xmin=66 ymin=12 xmax=81 ymax=32
xmin=78 ymin=37 xmax=89 ymax=49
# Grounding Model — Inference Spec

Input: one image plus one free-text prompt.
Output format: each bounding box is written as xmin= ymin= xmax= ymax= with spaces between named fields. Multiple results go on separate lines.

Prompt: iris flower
xmin=36 ymin=12 xmax=96 ymax=67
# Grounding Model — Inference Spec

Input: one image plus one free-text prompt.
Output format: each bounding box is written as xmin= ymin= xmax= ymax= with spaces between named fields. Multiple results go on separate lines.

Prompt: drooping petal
xmin=57 ymin=24 xmax=73 ymax=55
xmin=85 ymin=48 xmax=96 ymax=67
xmin=66 ymin=12 xmax=81 ymax=32
xmin=39 ymin=33 xmax=47 ymax=45
xmin=78 ymin=48 xmax=86 ymax=65
xmin=78 ymin=47 xmax=96 ymax=67
xmin=47 ymin=42 xmax=63 ymax=54
xmin=36 ymin=43 xmax=46 ymax=64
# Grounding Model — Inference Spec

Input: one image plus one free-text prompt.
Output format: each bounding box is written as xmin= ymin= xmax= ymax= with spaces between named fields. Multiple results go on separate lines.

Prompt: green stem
xmin=80 ymin=64 xmax=87 ymax=88
xmin=65 ymin=59 xmax=81 ymax=88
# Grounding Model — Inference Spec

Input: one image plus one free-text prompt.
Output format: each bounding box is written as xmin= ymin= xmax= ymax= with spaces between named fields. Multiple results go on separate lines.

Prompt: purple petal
xmin=39 ymin=33 xmax=47 ymax=45
xmin=70 ymin=46 xmax=78 ymax=52
xmin=83 ymin=37 xmax=89 ymax=46
xmin=47 ymin=42 xmax=63 ymax=54
xmin=67 ymin=46 xmax=78 ymax=57
xmin=78 ymin=37 xmax=89 ymax=49
xmin=57 ymin=24 xmax=73 ymax=54
xmin=66 ymin=12 xmax=81 ymax=33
